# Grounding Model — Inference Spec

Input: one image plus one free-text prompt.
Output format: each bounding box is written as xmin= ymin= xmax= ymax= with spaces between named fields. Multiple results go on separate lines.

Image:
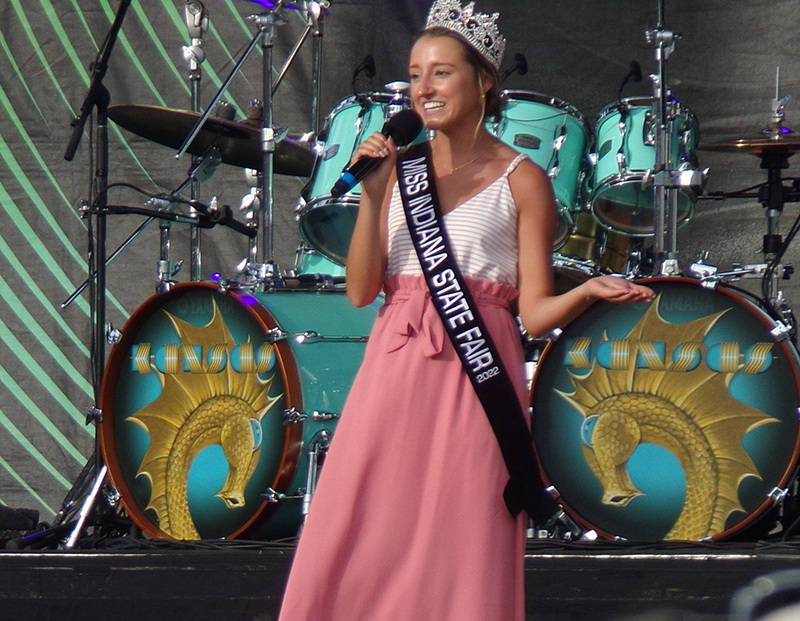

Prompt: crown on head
xmin=425 ymin=0 xmax=506 ymax=71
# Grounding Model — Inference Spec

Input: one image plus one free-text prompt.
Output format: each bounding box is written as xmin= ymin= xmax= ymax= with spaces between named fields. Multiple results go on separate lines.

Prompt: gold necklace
xmin=438 ymin=144 xmax=491 ymax=176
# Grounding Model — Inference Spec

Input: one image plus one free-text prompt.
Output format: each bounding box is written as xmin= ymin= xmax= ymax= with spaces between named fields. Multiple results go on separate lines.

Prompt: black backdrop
xmin=0 ymin=0 xmax=798 ymax=521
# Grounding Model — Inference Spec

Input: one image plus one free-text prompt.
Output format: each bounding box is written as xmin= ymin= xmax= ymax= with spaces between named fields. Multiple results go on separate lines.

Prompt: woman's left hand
xmin=582 ymin=275 xmax=654 ymax=304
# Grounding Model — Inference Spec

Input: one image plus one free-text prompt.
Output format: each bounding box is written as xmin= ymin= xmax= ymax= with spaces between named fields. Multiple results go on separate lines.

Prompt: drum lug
xmin=642 ymin=109 xmax=655 ymax=146
xmin=266 ymin=327 xmax=288 ymax=343
xmin=768 ymin=486 xmax=789 ymax=505
xmin=264 ymin=488 xmax=304 ymax=503
xmin=283 ymin=407 xmax=305 ymax=424
xmin=103 ymin=485 xmax=121 ymax=509
xmin=770 ymin=321 xmax=792 ymax=342
xmin=283 ymin=407 xmax=341 ymax=424
xmin=85 ymin=406 xmax=102 ymax=425
xmin=658 ymin=258 xmax=680 ymax=277
xmin=615 ymin=151 xmax=627 ymax=173
xmin=106 ymin=324 xmax=122 ymax=345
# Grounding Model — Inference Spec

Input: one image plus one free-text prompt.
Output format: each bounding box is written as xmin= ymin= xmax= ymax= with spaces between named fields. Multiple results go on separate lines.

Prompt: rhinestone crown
xmin=425 ymin=0 xmax=506 ymax=71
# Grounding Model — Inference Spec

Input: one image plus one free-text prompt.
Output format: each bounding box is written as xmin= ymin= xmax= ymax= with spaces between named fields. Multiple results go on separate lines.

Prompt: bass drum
xmin=531 ymin=278 xmax=800 ymax=541
xmin=100 ymin=282 xmax=379 ymax=541
xmin=490 ymin=91 xmax=591 ymax=249
xmin=297 ymin=91 xmax=413 ymax=266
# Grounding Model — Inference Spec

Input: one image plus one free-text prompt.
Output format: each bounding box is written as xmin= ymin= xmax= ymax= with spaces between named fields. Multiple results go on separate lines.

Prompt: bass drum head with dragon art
xmin=531 ymin=277 xmax=800 ymax=541
xmin=99 ymin=282 xmax=376 ymax=541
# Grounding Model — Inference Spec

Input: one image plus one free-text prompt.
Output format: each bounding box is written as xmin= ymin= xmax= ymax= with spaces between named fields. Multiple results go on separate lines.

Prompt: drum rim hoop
xmin=99 ymin=281 xmax=304 ymax=540
xmin=530 ymin=276 xmax=800 ymax=541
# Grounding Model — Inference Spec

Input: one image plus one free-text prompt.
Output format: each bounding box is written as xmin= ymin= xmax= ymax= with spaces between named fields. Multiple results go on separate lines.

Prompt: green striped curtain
xmin=0 ymin=0 xmax=325 ymax=520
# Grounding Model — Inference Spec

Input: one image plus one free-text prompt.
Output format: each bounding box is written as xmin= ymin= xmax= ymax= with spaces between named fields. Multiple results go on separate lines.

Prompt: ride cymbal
xmin=108 ymin=104 xmax=314 ymax=177
xmin=699 ymin=134 xmax=800 ymax=157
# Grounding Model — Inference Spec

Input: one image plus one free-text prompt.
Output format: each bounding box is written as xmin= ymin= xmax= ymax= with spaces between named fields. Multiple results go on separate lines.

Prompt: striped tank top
xmin=386 ymin=152 xmax=527 ymax=288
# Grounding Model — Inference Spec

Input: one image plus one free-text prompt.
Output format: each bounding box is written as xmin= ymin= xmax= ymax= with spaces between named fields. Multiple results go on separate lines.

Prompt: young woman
xmin=278 ymin=2 xmax=653 ymax=619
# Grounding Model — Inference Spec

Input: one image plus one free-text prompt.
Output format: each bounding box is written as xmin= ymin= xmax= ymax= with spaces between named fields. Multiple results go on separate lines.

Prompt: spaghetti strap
xmin=503 ymin=153 xmax=528 ymax=178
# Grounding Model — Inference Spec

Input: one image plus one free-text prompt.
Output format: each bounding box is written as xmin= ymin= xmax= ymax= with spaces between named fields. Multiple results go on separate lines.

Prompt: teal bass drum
xmin=100 ymin=282 xmax=380 ymax=541
xmin=531 ymin=278 xmax=800 ymax=541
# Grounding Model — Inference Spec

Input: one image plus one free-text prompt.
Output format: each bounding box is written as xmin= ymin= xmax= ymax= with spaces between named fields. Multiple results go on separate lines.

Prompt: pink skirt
xmin=278 ymin=274 xmax=528 ymax=621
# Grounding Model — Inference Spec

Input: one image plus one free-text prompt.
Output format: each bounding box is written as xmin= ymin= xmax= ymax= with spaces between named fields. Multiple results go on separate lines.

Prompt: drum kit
xmin=37 ymin=0 xmax=800 ymax=548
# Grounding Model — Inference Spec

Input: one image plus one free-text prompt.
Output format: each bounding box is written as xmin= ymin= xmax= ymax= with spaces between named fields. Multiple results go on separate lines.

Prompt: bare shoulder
xmin=507 ymin=155 xmax=555 ymax=211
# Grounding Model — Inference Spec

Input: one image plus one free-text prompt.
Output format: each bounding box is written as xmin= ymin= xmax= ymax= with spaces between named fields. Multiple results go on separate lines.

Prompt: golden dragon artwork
xmin=128 ymin=300 xmax=279 ymax=540
xmin=558 ymin=295 xmax=778 ymax=540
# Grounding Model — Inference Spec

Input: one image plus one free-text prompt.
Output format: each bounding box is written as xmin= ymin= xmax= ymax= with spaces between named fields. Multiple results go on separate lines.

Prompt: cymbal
xmin=108 ymin=104 xmax=315 ymax=177
xmin=699 ymin=134 xmax=800 ymax=157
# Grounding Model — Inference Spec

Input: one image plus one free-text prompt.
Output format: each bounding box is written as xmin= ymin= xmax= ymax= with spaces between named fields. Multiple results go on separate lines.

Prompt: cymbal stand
xmin=759 ymin=78 xmax=795 ymax=309
xmin=61 ymin=0 xmax=132 ymax=548
xmin=176 ymin=2 xmax=323 ymax=285
xmin=253 ymin=2 xmax=326 ymax=282
xmin=183 ymin=1 xmax=209 ymax=282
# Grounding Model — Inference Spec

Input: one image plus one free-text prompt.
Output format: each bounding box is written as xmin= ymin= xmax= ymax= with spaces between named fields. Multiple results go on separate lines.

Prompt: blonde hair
xmin=414 ymin=27 xmax=505 ymax=122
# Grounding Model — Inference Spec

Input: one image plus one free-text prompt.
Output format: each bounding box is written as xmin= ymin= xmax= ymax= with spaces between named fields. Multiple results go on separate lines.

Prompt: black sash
xmin=395 ymin=141 xmax=556 ymax=521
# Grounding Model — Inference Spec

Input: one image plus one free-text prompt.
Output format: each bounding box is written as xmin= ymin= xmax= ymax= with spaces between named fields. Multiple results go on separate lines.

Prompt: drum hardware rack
xmin=646 ymin=0 xmax=707 ymax=277
xmin=176 ymin=0 xmax=327 ymax=287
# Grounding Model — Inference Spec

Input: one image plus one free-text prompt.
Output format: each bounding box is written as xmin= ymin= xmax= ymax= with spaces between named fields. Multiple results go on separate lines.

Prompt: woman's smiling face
xmin=409 ymin=33 xmax=486 ymax=132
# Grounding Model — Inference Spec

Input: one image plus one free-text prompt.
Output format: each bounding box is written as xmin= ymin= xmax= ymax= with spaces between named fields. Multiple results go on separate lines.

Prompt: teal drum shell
xmin=490 ymin=91 xmax=591 ymax=249
xmin=294 ymin=243 xmax=346 ymax=279
xmin=100 ymin=282 xmax=379 ymax=541
xmin=297 ymin=92 xmax=413 ymax=266
xmin=590 ymin=97 xmax=699 ymax=236
xmin=531 ymin=278 xmax=800 ymax=542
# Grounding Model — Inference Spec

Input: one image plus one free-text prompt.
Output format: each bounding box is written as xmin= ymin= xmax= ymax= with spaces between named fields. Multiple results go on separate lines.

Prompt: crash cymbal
xmin=108 ymin=104 xmax=314 ymax=177
xmin=699 ymin=134 xmax=800 ymax=157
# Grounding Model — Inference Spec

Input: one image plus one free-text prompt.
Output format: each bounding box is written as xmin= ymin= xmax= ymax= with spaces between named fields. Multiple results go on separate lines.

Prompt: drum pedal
xmin=547 ymin=509 xmax=598 ymax=542
xmin=530 ymin=509 xmax=598 ymax=541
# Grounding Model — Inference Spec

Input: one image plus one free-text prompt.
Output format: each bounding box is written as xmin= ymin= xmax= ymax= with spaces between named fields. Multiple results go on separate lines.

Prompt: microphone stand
xmin=310 ymin=2 xmax=325 ymax=136
xmin=61 ymin=0 xmax=132 ymax=549
xmin=61 ymin=150 xmax=222 ymax=310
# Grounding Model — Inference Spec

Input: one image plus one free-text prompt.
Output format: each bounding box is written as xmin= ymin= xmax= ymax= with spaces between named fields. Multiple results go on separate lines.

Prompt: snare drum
xmin=531 ymin=278 xmax=800 ymax=541
xmin=590 ymin=97 xmax=699 ymax=235
xmin=99 ymin=282 xmax=379 ymax=540
xmin=490 ymin=91 xmax=591 ymax=248
xmin=297 ymin=92 xmax=413 ymax=265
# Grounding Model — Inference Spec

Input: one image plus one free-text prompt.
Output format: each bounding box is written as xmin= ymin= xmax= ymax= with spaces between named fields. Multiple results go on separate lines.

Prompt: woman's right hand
xmin=352 ymin=132 xmax=398 ymax=203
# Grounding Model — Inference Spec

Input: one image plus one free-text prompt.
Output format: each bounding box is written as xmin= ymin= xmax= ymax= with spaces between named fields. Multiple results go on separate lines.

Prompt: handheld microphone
xmin=330 ymin=109 xmax=423 ymax=198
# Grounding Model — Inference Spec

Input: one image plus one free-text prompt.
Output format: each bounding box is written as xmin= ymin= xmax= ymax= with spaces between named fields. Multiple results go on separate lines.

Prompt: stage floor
xmin=2 ymin=538 xmax=800 ymax=620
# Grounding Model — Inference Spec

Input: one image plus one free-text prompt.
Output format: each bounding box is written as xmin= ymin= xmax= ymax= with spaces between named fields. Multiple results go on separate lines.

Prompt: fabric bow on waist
xmin=384 ymin=289 xmax=446 ymax=358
